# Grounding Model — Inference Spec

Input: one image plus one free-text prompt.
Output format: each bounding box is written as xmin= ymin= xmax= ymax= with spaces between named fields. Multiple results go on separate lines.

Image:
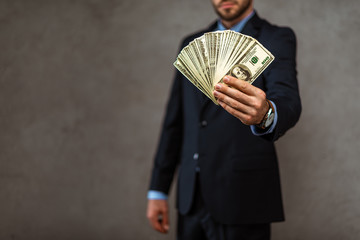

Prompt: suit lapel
xmin=241 ymin=12 xmax=262 ymax=38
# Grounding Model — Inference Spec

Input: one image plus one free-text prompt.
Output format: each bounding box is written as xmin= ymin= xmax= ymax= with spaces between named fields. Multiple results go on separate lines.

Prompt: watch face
xmin=265 ymin=113 xmax=275 ymax=128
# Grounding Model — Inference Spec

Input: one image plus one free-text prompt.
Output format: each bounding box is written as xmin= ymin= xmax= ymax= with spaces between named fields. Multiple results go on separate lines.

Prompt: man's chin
xmin=216 ymin=9 xmax=241 ymax=22
xmin=218 ymin=14 xmax=240 ymax=22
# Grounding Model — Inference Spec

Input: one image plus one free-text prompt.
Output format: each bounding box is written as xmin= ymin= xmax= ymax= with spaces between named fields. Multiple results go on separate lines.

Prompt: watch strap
xmin=258 ymin=100 xmax=274 ymax=129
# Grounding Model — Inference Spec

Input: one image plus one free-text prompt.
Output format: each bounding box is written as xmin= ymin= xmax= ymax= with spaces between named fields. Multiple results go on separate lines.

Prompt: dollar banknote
xmin=174 ymin=30 xmax=274 ymax=105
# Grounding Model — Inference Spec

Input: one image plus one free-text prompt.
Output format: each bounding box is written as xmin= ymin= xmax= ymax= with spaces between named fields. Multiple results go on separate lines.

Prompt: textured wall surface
xmin=0 ymin=0 xmax=359 ymax=239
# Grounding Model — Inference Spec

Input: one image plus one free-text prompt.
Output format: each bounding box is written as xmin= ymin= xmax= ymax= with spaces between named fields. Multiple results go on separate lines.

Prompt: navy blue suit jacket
xmin=149 ymin=13 xmax=301 ymax=224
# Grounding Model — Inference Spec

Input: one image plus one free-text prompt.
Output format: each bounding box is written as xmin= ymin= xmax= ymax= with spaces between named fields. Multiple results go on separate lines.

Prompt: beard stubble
xmin=214 ymin=0 xmax=252 ymax=22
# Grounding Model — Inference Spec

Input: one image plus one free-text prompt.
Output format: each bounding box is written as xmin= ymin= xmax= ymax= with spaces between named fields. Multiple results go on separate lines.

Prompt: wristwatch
xmin=258 ymin=100 xmax=275 ymax=129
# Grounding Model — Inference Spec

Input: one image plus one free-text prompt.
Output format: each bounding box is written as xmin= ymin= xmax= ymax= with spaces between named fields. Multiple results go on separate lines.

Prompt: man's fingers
xmin=218 ymin=100 xmax=252 ymax=125
xmin=214 ymin=88 xmax=252 ymax=115
xmin=147 ymin=200 xmax=169 ymax=234
xmin=222 ymin=75 xmax=258 ymax=96
xmin=150 ymin=214 xmax=163 ymax=232
xmin=213 ymin=75 xmax=268 ymax=125
xmin=148 ymin=212 xmax=168 ymax=233
xmin=161 ymin=210 xmax=169 ymax=232
xmin=215 ymin=82 xmax=251 ymax=106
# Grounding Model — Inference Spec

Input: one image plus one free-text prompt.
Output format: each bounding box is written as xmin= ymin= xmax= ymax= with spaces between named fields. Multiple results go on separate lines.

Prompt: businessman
xmin=147 ymin=0 xmax=301 ymax=239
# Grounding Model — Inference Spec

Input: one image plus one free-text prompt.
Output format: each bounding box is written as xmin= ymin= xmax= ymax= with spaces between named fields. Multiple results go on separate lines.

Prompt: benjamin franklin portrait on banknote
xmin=230 ymin=64 xmax=251 ymax=82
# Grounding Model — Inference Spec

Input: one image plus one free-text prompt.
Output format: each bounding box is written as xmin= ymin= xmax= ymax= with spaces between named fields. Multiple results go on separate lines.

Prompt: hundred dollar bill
xmin=224 ymin=41 xmax=274 ymax=85
xmin=173 ymin=30 xmax=274 ymax=105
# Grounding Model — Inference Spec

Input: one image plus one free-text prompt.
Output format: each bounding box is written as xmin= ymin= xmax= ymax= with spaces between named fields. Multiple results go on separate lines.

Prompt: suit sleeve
xmin=148 ymin=66 xmax=184 ymax=194
xmin=262 ymin=27 xmax=302 ymax=141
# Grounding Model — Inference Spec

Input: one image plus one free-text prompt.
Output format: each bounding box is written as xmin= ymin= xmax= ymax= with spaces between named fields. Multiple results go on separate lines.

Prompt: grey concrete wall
xmin=0 ymin=0 xmax=359 ymax=239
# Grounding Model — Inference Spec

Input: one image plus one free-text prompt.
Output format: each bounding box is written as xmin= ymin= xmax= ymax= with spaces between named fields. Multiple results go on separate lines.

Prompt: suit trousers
xmin=177 ymin=174 xmax=271 ymax=240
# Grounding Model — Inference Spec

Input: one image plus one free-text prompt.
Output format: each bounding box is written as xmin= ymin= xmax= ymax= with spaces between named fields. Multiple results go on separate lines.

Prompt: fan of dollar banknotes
xmin=173 ymin=30 xmax=274 ymax=105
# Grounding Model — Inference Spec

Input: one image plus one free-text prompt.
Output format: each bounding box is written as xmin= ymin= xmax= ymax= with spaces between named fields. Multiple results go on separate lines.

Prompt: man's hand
xmin=146 ymin=199 xmax=169 ymax=234
xmin=213 ymin=75 xmax=269 ymax=125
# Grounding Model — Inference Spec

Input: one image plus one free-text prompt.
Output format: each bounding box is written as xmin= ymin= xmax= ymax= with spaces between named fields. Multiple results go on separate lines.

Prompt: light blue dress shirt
xmin=148 ymin=11 xmax=278 ymax=200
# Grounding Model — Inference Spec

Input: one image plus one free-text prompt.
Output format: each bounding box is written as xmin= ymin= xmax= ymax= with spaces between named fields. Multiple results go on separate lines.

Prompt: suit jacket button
xmin=193 ymin=153 xmax=199 ymax=160
xmin=200 ymin=120 xmax=207 ymax=127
